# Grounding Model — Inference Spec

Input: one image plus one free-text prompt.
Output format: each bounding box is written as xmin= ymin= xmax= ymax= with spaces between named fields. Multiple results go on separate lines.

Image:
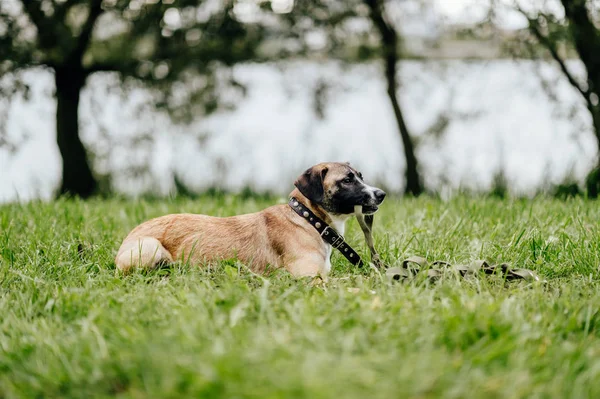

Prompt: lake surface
xmin=0 ymin=60 xmax=597 ymax=202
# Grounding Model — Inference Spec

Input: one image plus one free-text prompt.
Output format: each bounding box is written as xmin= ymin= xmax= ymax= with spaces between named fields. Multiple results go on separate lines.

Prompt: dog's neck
xmin=328 ymin=213 xmax=349 ymax=237
xmin=289 ymin=189 xmax=351 ymax=236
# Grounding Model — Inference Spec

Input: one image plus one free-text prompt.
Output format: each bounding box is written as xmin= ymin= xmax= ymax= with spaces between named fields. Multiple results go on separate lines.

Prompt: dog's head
xmin=294 ymin=162 xmax=386 ymax=215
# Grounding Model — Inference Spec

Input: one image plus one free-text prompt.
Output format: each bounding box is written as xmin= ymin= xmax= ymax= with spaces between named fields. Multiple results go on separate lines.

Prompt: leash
xmin=289 ymin=197 xmax=363 ymax=266
xmin=385 ymin=256 xmax=543 ymax=283
xmin=287 ymin=198 xmax=541 ymax=283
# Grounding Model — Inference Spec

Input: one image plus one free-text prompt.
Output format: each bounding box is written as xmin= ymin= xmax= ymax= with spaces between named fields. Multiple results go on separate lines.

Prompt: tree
xmin=0 ymin=0 xmax=262 ymax=197
xmin=511 ymin=0 xmax=600 ymax=197
xmin=280 ymin=0 xmax=423 ymax=195
xmin=364 ymin=0 xmax=422 ymax=196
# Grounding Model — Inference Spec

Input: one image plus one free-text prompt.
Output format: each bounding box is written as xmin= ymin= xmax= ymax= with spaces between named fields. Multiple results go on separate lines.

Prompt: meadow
xmin=1 ymin=195 xmax=599 ymax=398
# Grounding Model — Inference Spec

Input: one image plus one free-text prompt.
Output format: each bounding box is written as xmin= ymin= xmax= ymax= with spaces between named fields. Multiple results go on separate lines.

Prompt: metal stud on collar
xmin=315 ymin=222 xmax=321 ymax=228
xmin=303 ymin=211 xmax=309 ymax=218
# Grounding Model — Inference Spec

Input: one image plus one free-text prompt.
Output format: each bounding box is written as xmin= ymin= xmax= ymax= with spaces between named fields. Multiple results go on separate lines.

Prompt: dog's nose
xmin=374 ymin=189 xmax=386 ymax=203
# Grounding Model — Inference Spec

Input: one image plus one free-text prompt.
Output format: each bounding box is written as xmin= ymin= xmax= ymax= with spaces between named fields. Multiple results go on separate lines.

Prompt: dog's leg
xmin=355 ymin=207 xmax=383 ymax=268
xmin=115 ymin=237 xmax=173 ymax=273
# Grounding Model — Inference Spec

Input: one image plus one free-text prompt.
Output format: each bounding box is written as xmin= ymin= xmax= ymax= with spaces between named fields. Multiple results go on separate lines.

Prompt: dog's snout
xmin=374 ymin=189 xmax=386 ymax=203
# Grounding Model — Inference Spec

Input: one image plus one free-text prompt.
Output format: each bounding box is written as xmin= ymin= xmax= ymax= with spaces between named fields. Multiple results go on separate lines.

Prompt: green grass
xmin=1 ymin=195 xmax=600 ymax=398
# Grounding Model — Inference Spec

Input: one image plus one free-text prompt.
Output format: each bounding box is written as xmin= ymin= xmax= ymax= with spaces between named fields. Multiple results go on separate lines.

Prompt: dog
xmin=115 ymin=162 xmax=386 ymax=278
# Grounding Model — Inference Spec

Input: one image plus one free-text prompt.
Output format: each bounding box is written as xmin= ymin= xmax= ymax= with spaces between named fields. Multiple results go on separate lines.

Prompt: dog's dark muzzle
xmin=374 ymin=189 xmax=386 ymax=204
xmin=361 ymin=189 xmax=386 ymax=214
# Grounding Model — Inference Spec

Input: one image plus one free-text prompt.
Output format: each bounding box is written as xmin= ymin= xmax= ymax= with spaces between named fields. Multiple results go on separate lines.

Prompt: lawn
xmin=1 ymin=195 xmax=599 ymax=398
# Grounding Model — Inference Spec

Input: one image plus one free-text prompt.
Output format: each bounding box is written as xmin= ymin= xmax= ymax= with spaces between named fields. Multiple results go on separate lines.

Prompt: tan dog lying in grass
xmin=116 ymin=162 xmax=386 ymax=278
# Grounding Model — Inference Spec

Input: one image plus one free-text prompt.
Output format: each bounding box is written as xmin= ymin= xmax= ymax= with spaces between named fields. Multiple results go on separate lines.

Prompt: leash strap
xmin=289 ymin=197 xmax=363 ymax=266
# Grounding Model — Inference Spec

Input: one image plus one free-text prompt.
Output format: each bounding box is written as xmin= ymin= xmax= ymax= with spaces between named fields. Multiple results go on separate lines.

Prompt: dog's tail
xmin=115 ymin=237 xmax=173 ymax=273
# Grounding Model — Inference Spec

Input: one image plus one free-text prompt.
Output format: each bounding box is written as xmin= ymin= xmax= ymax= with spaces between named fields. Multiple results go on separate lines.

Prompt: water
xmin=0 ymin=60 xmax=597 ymax=202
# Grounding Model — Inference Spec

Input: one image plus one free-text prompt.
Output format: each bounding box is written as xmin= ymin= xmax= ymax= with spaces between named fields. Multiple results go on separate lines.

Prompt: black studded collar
xmin=288 ymin=197 xmax=363 ymax=266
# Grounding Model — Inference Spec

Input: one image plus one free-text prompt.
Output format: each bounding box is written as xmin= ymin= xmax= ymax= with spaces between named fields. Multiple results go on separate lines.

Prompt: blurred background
xmin=1 ymin=0 xmax=600 ymax=202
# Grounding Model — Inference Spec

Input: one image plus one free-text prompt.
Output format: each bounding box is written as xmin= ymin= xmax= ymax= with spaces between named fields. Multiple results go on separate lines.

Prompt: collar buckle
xmin=330 ymin=235 xmax=345 ymax=249
xmin=321 ymin=226 xmax=344 ymax=249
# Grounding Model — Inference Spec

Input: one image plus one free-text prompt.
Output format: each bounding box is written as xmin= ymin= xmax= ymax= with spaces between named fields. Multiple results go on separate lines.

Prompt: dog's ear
xmin=294 ymin=166 xmax=328 ymax=203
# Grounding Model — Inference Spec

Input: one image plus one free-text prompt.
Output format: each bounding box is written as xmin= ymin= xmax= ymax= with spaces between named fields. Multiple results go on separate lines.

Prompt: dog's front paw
xmin=309 ymin=275 xmax=328 ymax=287
xmin=371 ymin=254 xmax=384 ymax=269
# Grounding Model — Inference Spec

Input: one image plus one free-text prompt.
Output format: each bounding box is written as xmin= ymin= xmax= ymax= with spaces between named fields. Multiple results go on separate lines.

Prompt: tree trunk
xmin=592 ymin=106 xmax=600 ymax=157
xmin=364 ymin=0 xmax=423 ymax=196
xmin=560 ymin=0 xmax=600 ymax=197
xmin=385 ymin=60 xmax=423 ymax=196
xmin=54 ymin=67 xmax=97 ymax=198
xmin=586 ymin=105 xmax=600 ymax=198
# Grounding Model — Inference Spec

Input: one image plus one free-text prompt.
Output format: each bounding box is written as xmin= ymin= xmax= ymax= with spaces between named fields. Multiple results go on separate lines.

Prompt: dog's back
xmin=115 ymin=207 xmax=289 ymax=273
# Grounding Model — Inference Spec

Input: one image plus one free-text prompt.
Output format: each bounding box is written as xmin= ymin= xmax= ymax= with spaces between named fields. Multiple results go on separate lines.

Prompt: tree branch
xmin=84 ymin=60 xmax=122 ymax=74
xmin=53 ymin=0 xmax=79 ymax=25
xmin=515 ymin=5 xmax=591 ymax=102
xmin=71 ymin=0 xmax=104 ymax=62
xmin=530 ymin=22 xmax=590 ymax=99
xmin=364 ymin=0 xmax=398 ymax=91
xmin=363 ymin=0 xmax=397 ymax=56
xmin=20 ymin=0 xmax=47 ymax=31
xmin=19 ymin=0 xmax=61 ymax=52
xmin=560 ymin=0 xmax=600 ymax=89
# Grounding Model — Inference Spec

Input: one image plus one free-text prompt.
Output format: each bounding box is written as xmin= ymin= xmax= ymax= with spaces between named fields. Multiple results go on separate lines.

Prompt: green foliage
xmin=1 ymin=0 xmax=263 ymax=74
xmin=490 ymin=168 xmax=508 ymax=199
xmin=553 ymin=182 xmax=583 ymax=199
xmin=1 ymin=196 xmax=600 ymax=397
xmin=271 ymin=0 xmax=379 ymax=60
xmin=0 ymin=0 xmax=268 ymax=123
xmin=586 ymin=166 xmax=600 ymax=199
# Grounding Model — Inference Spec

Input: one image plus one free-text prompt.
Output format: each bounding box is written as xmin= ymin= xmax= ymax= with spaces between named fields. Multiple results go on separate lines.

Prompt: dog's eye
xmin=342 ymin=177 xmax=352 ymax=184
